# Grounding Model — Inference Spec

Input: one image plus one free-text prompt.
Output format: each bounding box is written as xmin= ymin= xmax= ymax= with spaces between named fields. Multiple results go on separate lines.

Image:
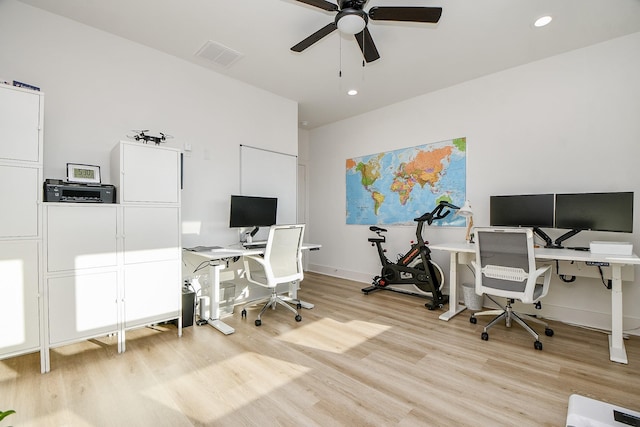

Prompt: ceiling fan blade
xmin=354 ymin=27 xmax=380 ymax=63
xmin=368 ymin=6 xmax=443 ymax=23
xmin=294 ymin=0 xmax=339 ymax=12
xmin=291 ymin=22 xmax=338 ymax=52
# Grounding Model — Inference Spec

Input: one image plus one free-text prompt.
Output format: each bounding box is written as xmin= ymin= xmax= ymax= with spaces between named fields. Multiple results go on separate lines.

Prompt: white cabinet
xmin=46 ymin=205 xmax=118 ymax=272
xmin=124 ymin=260 xmax=180 ymax=329
xmin=44 ymin=204 xmax=119 ymax=351
xmin=111 ymin=141 xmax=181 ymax=204
xmin=122 ymin=206 xmax=180 ymax=264
xmin=0 ymin=241 xmax=41 ymax=355
xmin=0 ymin=85 xmax=41 ymax=162
xmin=0 ymin=165 xmax=39 ymax=237
xmin=42 ymin=142 xmax=182 ymax=370
xmin=47 ymin=271 xmax=118 ymax=345
xmin=122 ymin=205 xmax=181 ymax=329
xmin=0 ymin=85 xmax=44 ymax=372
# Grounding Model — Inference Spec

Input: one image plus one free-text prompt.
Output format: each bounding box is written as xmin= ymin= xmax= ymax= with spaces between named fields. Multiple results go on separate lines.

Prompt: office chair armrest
xmin=243 ymin=255 xmax=274 ymax=286
xmin=522 ymin=264 xmax=553 ymax=303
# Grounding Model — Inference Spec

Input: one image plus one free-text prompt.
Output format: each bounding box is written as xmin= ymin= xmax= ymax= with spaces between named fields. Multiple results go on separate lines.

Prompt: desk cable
xmin=596 ymin=266 xmax=612 ymax=290
xmin=556 ymin=260 xmax=576 ymax=283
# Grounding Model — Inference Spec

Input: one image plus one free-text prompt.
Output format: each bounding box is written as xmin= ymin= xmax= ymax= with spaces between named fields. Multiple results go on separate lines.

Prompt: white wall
xmin=0 ymin=0 xmax=298 ymax=248
xmin=304 ymin=32 xmax=640 ymax=334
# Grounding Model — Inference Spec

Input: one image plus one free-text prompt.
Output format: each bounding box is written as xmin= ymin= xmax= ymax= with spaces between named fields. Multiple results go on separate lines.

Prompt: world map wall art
xmin=345 ymin=137 xmax=467 ymax=226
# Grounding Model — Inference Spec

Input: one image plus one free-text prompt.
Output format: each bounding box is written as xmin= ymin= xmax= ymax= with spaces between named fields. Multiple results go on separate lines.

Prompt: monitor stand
xmin=533 ymin=227 xmax=559 ymax=248
xmin=554 ymin=228 xmax=582 ymax=248
xmin=243 ymin=226 xmax=260 ymax=244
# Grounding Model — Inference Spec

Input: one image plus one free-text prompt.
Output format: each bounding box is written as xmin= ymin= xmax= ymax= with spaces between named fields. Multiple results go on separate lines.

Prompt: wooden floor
xmin=2 ymin=272 xmax=640 ymax=426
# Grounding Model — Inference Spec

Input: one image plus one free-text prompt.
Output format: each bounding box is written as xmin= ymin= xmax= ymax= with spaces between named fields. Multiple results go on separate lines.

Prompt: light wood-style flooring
xmin=2 ymin=272 xmax=639 ymax=426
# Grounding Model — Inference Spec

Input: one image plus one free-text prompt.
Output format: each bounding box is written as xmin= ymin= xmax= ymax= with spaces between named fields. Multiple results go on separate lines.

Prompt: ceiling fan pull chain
xmin=339 ymin=35 xmax=343 ymax=79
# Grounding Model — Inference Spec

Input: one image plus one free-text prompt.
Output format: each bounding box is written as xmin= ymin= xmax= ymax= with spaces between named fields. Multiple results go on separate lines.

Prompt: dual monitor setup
xmin=490 ymin=191 xmax=634 ymax=249
xmin=229 ymin=194 xmax=278 ymax=244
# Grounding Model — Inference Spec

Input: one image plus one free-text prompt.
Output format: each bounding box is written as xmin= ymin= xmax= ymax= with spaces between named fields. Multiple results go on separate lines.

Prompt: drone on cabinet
xmin=128 ymin=130 xmax=173 ymax=145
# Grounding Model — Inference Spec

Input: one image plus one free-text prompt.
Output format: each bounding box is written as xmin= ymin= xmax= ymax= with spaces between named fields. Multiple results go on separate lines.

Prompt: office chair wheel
xmin=255 ymin=319 xmax=262 ymax=326
xmin=241 ymin=309 xmax=247 ymax=319
xmin=545 ymin=328 xmax=554 ymax=337
xmin=295 ymin=314 xmax=302 ymax=322
xmin=481 ymin=332 xmax=489 ymax=341
xmin=297 ymin=303 xmax=302 ymax=309
xmin=470 ymin=316 xmax=477 ymax=324
xmin=534 ymin=340 xmax=543 ymax=350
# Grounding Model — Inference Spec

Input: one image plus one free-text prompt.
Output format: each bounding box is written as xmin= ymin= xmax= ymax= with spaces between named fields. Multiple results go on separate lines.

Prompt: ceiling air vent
xmin=195 ymin=40 xmax=243 ymax=68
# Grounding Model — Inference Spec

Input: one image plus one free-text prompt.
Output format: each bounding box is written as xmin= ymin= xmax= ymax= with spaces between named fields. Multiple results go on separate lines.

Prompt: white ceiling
xmin=17 ymin=0 xmax=640 ymax=129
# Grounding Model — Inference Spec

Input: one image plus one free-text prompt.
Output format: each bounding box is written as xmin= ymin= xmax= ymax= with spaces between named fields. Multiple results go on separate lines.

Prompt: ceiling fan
xmin=290 ymin=0 xmax=442 ymax=63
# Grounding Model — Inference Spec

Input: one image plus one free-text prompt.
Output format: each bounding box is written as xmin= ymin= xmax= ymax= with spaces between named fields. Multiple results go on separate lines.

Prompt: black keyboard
xmin=243 ymin=243 xmax=266 ymax=249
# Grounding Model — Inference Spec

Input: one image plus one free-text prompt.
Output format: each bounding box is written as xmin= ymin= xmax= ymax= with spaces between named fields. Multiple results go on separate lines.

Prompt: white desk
xmin=431 ymin=241 xmax=640 ymax=364
xmin=183 ymin=243 xmax=321 ymax=335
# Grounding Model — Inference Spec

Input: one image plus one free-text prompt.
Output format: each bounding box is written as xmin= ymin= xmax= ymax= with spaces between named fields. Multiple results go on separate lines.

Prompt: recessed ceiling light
xmin=347 ymin=89 xmax=358 ymax=96
xmin=534 ymin=15 xmax=552 ymax=28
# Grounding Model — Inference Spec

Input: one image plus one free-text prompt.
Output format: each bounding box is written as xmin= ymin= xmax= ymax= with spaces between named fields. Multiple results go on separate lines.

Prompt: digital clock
xmin=66 ymin=163 xmax=101 ymax=184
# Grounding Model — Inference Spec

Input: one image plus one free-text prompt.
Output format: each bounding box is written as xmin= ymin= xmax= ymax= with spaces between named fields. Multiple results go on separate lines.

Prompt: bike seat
xmin=369 ymin=226 xmax=387 ymax=233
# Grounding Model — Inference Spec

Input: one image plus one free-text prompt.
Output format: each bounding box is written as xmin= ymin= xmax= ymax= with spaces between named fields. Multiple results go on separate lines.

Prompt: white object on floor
xmin=566 ymin=394 xmax=640 ymax=427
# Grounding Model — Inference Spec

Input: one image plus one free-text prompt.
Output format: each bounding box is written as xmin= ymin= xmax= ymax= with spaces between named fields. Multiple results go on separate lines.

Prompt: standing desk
xmin=183 ymin=244 xmax=321 ymax=335
xmin=430 ymin=241 xmax=640 ymax=364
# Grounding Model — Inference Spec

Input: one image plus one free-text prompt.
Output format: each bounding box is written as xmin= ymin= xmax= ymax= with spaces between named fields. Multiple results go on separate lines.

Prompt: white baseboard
xmin=306 ymin=264 xmax=371 ymax=284
xmin=305 ymin=264 xmax=640 ymax=337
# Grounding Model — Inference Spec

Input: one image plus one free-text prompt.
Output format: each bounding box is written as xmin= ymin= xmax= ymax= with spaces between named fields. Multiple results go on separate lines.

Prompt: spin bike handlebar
xmin=369 ymin=201 xmax=459 ymax=236
xmin=414 ymin=201 xmax=460 ymax=225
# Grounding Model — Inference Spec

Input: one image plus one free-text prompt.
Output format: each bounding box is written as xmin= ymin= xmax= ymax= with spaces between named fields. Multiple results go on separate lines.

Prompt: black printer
xmin=44 ymin=179 xmax=116 ymax=203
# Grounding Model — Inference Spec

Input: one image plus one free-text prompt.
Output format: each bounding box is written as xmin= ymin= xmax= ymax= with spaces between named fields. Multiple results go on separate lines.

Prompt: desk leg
xmin=207 ymin=264 xmax=235 ymax=335
xmin=285 ymin=280 xmax=314 ymax=309
xmin=439 ymin=251 xmax=467 ymax=321
xmin=608 ymin=264 xmax=627 ymax=364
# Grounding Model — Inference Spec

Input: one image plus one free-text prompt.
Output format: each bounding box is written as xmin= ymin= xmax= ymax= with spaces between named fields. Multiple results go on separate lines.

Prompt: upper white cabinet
xmin=0 ymin=85 xmax=42 ymax=162
xmin=111 ymin=141 xmax=180 ymax=204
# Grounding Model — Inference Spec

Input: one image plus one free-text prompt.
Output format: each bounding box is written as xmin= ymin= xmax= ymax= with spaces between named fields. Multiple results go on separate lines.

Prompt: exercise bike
xmin=361 ymin=201 xmax=459 ymax=310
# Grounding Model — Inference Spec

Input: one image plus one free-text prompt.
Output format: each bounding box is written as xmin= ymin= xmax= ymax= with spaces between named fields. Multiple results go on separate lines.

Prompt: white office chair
xmin=240 ymin=224 xmax=305 ymax=326
xmin=470 ymin=227 xmax=554 ymax=350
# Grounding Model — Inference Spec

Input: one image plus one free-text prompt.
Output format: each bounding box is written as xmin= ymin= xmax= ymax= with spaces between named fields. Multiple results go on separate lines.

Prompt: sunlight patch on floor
xmin=22 ymin=409 xmax=91 ymax=427
xmin=277 ymin=318 xmax=391 ymax=353
xmin=141 ymin=351 xmax=312 ymax=425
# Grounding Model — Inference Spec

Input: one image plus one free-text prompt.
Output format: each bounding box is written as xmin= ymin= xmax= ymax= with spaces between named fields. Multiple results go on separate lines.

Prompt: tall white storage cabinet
xmin=0 ymin=85 xmax=45 ymax=372
xmin=111 ymin=141 xmax=182 ymax=350
xmin=41 ymin=142 xmax=182 ymax=371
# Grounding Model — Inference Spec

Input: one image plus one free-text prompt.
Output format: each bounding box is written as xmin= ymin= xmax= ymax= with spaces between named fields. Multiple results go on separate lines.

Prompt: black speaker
xmin=181 ymin=288 xmax=195 ymax=328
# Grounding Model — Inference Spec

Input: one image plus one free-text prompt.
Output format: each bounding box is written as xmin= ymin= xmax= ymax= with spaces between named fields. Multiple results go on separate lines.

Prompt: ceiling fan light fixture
xmin=337 ymin=14 xmax=367 ymax=35
xmin=534 ymin=15 xmax=552 ymax=28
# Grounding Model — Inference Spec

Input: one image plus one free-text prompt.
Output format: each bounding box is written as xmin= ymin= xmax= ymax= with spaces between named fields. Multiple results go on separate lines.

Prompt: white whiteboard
xmin=239 ymin=145 xmax=297 ymax=230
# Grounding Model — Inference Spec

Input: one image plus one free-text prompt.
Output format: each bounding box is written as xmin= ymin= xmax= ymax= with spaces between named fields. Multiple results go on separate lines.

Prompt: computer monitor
xmin=555 ymin=192 xmax=633 ymax=233
xmin=490 ymin=194 xmax=555 ymax=228
xmin=229 ymin=195 xmax=278 ymax=228
xmin=490 ymin=194 xmax=555 ymax=247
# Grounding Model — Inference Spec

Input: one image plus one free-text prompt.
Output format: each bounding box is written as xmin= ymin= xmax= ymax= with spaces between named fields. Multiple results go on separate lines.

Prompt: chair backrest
xmin=474 ymin=227 xmax=544 ymax=302
xmin=263 ymin=224 xmax=305 ymax=284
